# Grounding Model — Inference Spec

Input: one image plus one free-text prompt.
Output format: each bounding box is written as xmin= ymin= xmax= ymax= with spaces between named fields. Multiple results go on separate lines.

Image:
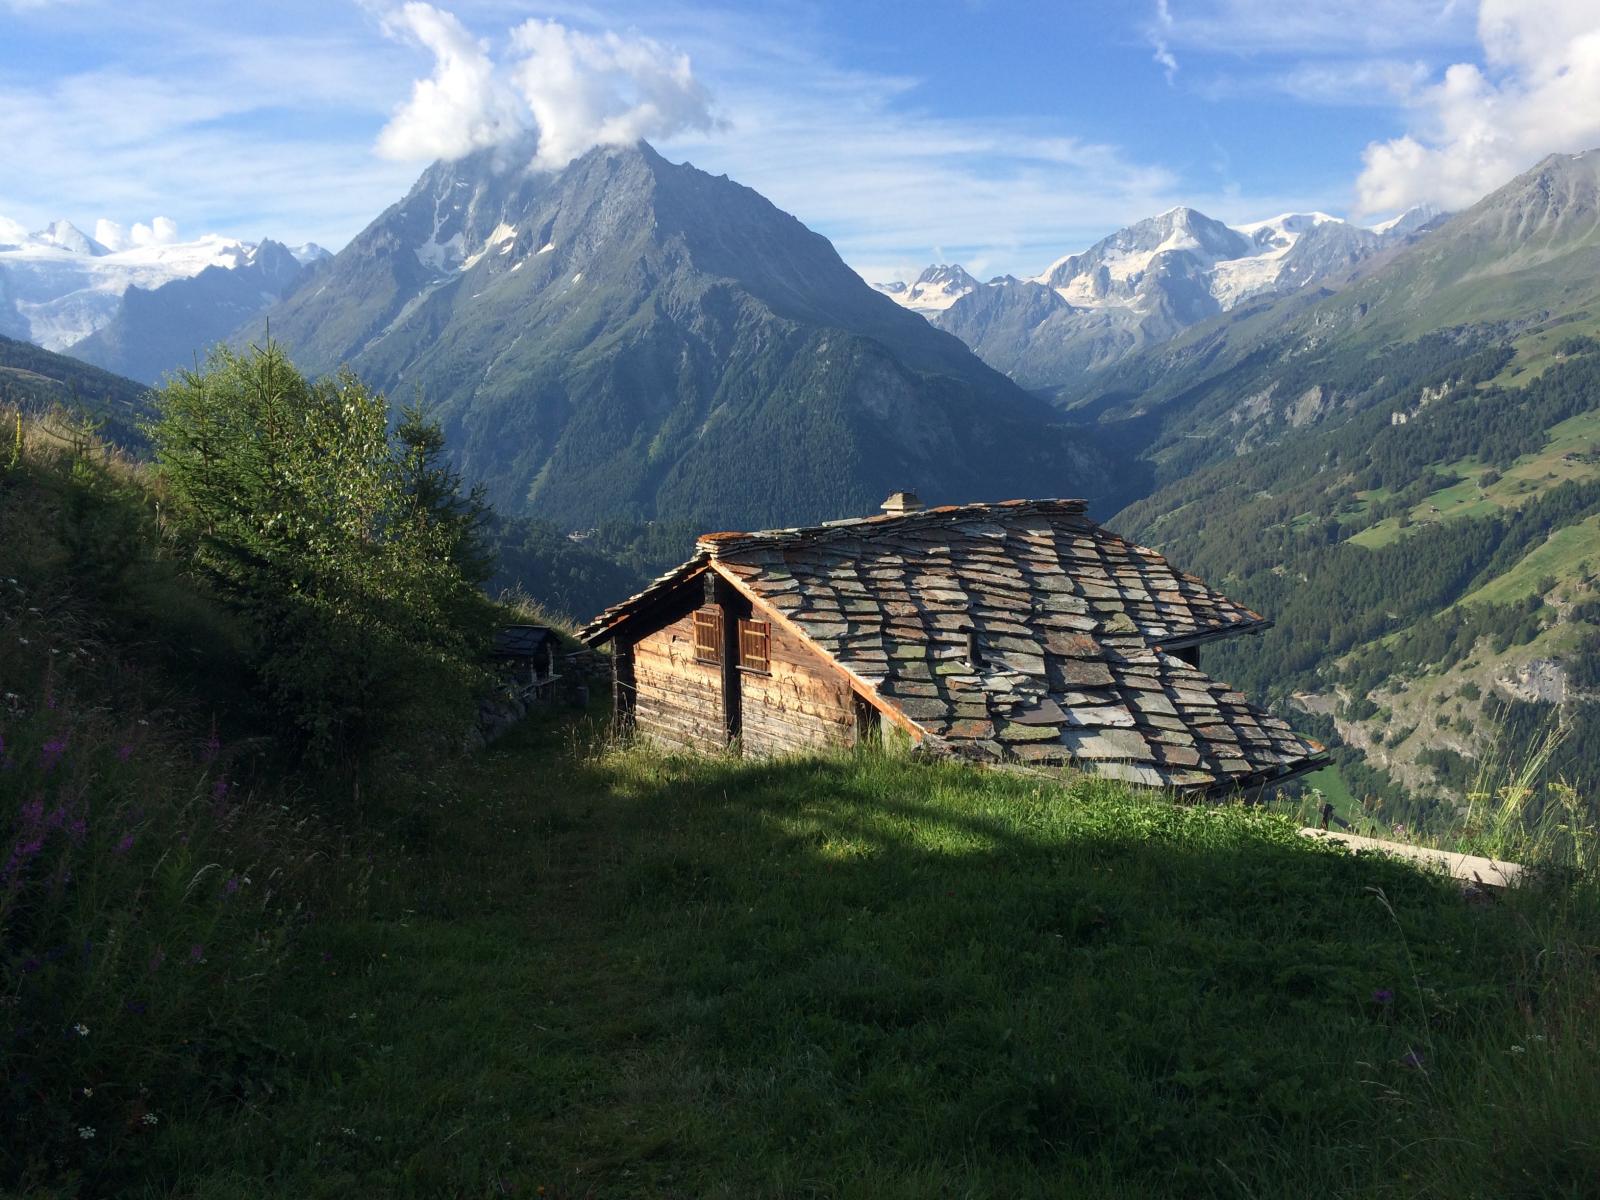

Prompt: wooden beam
xmin=1298 ymin=828 xmax=1523 ymax=889
xmin=712 ymin=573 xmax=748 ymax=746
xmin=612 ymin=634 xmax=636 ymax=729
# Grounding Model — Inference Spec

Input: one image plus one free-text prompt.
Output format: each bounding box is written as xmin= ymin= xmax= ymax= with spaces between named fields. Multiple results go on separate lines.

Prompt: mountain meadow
xmin=6 ymin=135 xmax=1600 ymax=1196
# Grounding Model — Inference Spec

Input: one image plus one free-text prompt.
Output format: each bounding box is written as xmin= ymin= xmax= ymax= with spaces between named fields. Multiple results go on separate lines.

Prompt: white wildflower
xmin=141 ymin=1112 xmax=158 ymax=1127
xmin=74 ymin=1023 xmax=90 ymax=1037
xmin=78 ymin=1126 xmax=95 ymax=1140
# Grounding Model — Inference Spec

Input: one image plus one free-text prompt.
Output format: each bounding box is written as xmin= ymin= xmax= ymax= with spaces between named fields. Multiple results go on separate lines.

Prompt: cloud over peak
xmin=374 ymin=4 xmax=716 ymax=171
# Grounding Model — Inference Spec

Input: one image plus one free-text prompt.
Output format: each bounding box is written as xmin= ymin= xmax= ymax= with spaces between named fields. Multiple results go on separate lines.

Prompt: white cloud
xmin=508 ymin=19 xmax=717 ymax=170
xmin=373 ymin=5 xmax=717 ymax=171
xmin=375 ymin=3 xmax=526 ymax=161
xmin=1151 ymin=0 xmax=1179 ymax=85
xmin=1355 ymin=0 xmax=1600 ymax=214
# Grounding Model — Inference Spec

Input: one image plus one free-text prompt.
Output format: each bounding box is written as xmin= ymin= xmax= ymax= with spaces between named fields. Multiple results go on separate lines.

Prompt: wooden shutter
xmin=692 ymin=608 xmax=723 ymax=664
xmin=738 ymin=618 xmax=770 ymax=674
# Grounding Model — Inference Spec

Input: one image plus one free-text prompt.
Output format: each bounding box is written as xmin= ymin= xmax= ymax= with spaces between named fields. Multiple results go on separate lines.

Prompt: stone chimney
xmin=881 ymin=490 xmax=924 ymax=517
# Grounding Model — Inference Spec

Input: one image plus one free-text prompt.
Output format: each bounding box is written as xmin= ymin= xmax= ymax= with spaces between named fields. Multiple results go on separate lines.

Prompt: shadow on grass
xmin=161 ymin=718 xmax=1598 ymax=1200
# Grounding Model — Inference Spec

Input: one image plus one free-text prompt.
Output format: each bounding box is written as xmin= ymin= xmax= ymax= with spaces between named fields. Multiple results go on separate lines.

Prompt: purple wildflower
xmin=147 ymin=950 xmax=166 ymax=973
xmin=116 ymin=744 xmax=134 ymax=763
xmin=123 ymin=1000 xmax=147 ymax=1016
xmin=1401 ymin=1049 xmax=1426 ymax=1070
xmin=188 ymin=944 xmax=205 ymax=964
xmin=212 ymin=777 xmax=229 ymax=801
xmin=201 ymin=722 xmax=220 ymax=764
xmin=224 ymin=876 xmax=240 ymax=895
xmin=40 ymin=736 xmax=68 ymax=772
xmin=114 ymin=833 xmax=135 ymax=855
xmin=21 ymin=957 xmax=40 ymax=974
xmin=1373 ymin=988 xmax=1395 ymax=1006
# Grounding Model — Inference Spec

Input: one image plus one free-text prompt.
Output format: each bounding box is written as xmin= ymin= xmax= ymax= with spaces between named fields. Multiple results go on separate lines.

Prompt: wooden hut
xmin=578 ymin=494 xmax=1325 ymax=794
xmin=492 ymin=624 xmax=559 ymax=699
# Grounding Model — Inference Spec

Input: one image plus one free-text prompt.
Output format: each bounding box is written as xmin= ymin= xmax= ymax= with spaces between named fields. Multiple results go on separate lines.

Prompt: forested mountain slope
xmin=247 ymin=141 xmax=1112 ymax=532
xmin=1118 ymin=338 xmax=1600 ymax=823
xmin=1074 ymin=149 xmax=1600 ymax=511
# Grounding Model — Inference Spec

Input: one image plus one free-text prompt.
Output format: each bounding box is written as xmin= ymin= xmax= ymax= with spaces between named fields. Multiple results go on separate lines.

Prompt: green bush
xmin=149 ymin=344 xmax=495 ymax=767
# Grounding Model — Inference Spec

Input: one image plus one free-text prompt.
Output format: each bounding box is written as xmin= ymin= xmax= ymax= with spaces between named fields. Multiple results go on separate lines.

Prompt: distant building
xmin=579 ymin=494 xmax=1325 ymax=795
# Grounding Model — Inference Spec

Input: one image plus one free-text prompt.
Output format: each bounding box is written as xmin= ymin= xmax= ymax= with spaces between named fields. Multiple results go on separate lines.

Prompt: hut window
xmin=692 ymin=609 xmax=723 ymax=664
xmin=738 ymin=618 xmax=770 ymax=674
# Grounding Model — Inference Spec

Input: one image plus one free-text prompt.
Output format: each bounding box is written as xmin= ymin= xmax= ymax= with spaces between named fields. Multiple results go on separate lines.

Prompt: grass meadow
xmin=108 ymin=712 xmax=1599 ymax=1200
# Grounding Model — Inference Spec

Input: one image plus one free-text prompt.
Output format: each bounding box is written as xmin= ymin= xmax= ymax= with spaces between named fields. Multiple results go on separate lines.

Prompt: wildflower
xmin=82 ymin=1087 xmax=93 ymax=1097
xmin=40 ymin=735 xmax=68 ymax=771
xmin=124 ymin=1000 xmax=147 ymax=1015
xmin=141 ymin=1113 xmax=158 ymax=1127
xmin=147 ymin=950 xmax=165 ymax=972
xmin=224 ymin=876 xmax=240 ymax=895
xmin=74 ymin=1023 xmax=89 ymax=1037
xmin=78 ymin=1126 xmax=94 ymax=1140
xmin=212 ymin=777 xmax=230 ymax=801
xmin=1401 ymin=1049 xmax=1425 ymax=1070
xmin=114 ymin=833 xmax=135 ymax=855
xmin=1372 ymin=988 xmax=1394 ymax=1005
xmin=116 ymin=744 xmax=134 ymax=762
xmin=188 ymin=944 xmax=205 ymax=964
xmin=1510 ymin=1044 xmax=1526 ymax=1055
xmin=16 ymin=637 xmax=28 ymax=646
xmin=202 ymin=722 xmax=220 ymax=764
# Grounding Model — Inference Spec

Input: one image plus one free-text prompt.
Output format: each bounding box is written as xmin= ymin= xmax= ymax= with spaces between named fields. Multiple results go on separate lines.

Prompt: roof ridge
xmin=696 ymin=497 xmax=1089 ymax=558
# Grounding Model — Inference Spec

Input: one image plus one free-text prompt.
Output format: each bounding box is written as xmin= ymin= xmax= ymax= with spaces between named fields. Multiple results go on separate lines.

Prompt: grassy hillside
xmin=112 ymin=721 xmax=1600 ymax=1199
xmin=4 ymin=403 xmax=1598 ymax=1197
xmin=0 ymin=334 xmax=150 ymax=446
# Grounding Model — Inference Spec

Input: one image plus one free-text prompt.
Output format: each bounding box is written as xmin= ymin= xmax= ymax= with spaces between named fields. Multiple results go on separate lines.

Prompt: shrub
xmin=149 ymin=344 xmax=495 ymax=766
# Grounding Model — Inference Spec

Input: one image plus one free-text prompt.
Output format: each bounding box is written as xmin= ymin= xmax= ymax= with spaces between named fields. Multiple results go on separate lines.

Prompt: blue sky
xmin=2 ymin=1 xmax=1597 ymax=279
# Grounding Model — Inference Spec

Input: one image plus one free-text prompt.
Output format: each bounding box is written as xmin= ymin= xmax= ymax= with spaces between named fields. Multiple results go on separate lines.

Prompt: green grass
xmin=1300 ymin=764 xmax=1363 ymax=826
xmin=1460 ymin=513 xmax=1600 ymax=606
xmin=124 ymin=713 xmax=1600 ymax=1200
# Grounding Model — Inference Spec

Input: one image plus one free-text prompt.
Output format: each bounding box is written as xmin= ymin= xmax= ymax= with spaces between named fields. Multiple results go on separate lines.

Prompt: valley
xmin=11 ymin=136 xmax=1600 ymax=842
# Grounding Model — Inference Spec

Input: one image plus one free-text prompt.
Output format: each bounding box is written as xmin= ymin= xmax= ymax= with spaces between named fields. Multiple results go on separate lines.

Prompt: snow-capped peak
xmin=31 ymin=219 xmax=110 ymax=256
xmin=1369 ymin=204 xmax=1445 ymax=237
xmin=289 ymin=242 xmax=332 ymax=266
xmin=872 ymin=263 xmax=981 ymax=314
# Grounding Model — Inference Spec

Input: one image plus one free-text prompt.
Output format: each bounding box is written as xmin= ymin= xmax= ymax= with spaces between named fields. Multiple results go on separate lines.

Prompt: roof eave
xmin=1155 ymin=619 xmax=1273 ymax=653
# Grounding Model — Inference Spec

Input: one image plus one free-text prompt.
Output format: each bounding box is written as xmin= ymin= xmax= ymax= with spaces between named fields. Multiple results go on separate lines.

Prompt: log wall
xmin=631 ymin=606 xmax=861 ymax=758
xmin=739 ymin=617 xmax=858 ymax=757
xmin=633 ymin=613 xmax=727 ymax=754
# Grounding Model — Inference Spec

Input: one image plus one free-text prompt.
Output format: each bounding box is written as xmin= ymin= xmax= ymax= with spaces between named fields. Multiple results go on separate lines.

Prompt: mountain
xmin=0 ymin=221 xmax=327 ymax=351
xmin=72 ymin=239 xmax=317 ymax=383
xmin=0 ymin=332 xmax=150 ymax=445
xmin=31 ymin=219 xmax=111 ymax=257
xmin=870 ymin=264 xmax=984 ymax=314
xmin=1086 ymin=149 xmax=1600 ymax=821
xmin=879 ymin=206 xmax=1440 ymax=392
xmin=245 ymin=140 xmax=1112 ymax=531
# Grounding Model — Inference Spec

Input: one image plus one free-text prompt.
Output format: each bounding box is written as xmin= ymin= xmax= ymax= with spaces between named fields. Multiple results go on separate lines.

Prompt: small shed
xmin=578 ymin=494 xmax=1326 ymax=795
xmin=492 ymin=624 xmax=559 ymax=697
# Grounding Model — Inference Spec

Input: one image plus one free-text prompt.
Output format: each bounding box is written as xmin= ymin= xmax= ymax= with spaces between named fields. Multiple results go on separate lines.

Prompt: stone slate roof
xmin=580 ymin=499 xmax=1324 ymax=793
xmin=491 ymin=624 xmax=557 ymax=658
